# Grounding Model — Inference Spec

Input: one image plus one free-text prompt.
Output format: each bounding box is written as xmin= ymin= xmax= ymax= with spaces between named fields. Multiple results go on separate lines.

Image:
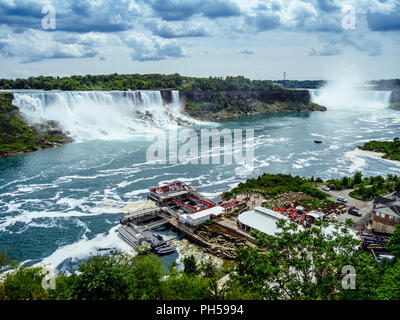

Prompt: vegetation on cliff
xmin=222 ymin=173 xmax=328 ymax=201
xmin=274 ymin=80 xmax=325 ymax=88
xmin=0 ymin=92 xmax=71 ymax=158
xmin=359 ymin=138 xmax=400 ymax=161
xmin=184 ymin=97 xmax=325 ymax=121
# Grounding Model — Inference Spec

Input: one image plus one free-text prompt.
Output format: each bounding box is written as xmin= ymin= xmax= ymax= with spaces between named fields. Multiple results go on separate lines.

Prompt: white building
xmin=237 ymin=206 xmax=302 ymax=236
xmin=184 ymin=206 xmax=225 ymax=227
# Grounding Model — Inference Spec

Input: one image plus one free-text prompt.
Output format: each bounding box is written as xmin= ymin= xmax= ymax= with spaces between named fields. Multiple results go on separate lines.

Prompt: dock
xmin=117 ymin=182 xmax=231 ymax=253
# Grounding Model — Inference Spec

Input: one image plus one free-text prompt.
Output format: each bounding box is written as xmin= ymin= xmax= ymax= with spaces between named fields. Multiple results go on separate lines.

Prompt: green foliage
xmin=183 ymin=255 xmax=199 ymax=277
xmin=327 ymin=172 xmax=396 ymax=201
xmin=0 ymin=74 xmax=283 ymax=92
xmin=225 ymin=220 xmax=363 ymax=300
xmin=0 ymin=265 xmax=48 ymax=300
xmin=222 ymin=173 xmax=328 ymax=200
xmin=359 ymin=138 xmax=400 ymax=161
xmin=2 ymin=221 xmax=400 ymax=300
xmin=274 ymin=80 xmax=325 ymax=89
xmin=53 ymin=254 xmax=131 ymax=300
xmin=126 ymin=254 xmax=165 ymax=300
xmin=354 ymin=172 xmax=363 ymax=185
xmin=51 ymin=253 xmax=165 ymax=300
xmin=300 ymin=198 xmax=334 ymax=210
xmin=161 ymin=272 xmax=214 ymax=300
xmin=0 ymin=92 xmax=70 ymax=157
xmin=386 ymin=225 xmax=400 ymax=259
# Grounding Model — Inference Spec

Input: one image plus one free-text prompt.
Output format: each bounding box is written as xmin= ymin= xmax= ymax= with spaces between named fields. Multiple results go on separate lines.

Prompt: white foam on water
xmin=0 ymin=208 xmax=108 ymax=231
xmin=343 ymin=150 xmax=367 ymax=173
xmin=34 ymin=225 xmax=134 ymax=271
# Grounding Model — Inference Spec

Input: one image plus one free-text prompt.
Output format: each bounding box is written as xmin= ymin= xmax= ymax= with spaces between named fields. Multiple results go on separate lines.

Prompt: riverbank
xmin=0 ymin=92 xmax=72 ymax=158
xmin=357 ymin=138 xmax=400 ymax=161
xmin=354 ymin=148 xmax=387 ymax=160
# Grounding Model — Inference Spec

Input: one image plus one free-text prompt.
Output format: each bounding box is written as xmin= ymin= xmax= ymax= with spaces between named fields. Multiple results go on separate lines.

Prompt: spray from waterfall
xmin=309 ymin=66 xmax=391 ymax=109
xmin=309 ymin=88 xmax=392 ymax=109
xmin=12 ymin=90 xmax=201 ymax=141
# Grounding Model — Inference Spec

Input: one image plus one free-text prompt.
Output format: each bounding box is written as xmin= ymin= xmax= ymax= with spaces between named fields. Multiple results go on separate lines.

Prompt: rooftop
xmin=374 ymin=192 xmax=400 ymax=218
xmin=253 ymin=206 xmax=287 ymax=220
xmin=188 ymin=206 xmax=225 ymax=220
xmin=238 ymin=207 xmax=297 ymax=236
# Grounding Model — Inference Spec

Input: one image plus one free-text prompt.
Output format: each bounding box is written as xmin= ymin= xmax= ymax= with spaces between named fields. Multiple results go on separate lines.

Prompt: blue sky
xmin=0 ymin=0 xmax=399 ymax=80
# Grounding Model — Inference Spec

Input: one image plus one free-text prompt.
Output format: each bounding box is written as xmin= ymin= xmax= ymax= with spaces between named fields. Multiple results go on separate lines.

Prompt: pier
xmin=117 ymin=182 xmax=231 ymax=254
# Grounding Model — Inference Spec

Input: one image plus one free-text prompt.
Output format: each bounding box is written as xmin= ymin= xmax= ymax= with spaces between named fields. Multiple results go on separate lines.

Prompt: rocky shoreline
xmin=194 ymin=223 xmax=251 ymax=260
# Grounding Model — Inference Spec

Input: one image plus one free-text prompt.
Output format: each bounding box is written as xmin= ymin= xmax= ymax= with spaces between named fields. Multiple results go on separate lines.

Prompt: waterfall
xmin=309 ymin=87 xmax=392 ymax=110
xmin=11 ymin=90 xmax=196 ymax=141
xmin=171 ymin=90 xmax=179 ymax=105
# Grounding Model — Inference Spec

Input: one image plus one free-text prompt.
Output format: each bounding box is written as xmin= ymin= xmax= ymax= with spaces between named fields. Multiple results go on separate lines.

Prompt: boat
xmin=314 ymin=140 xmax=322 ymax=144
xmin=155 ymin=244 xmax=176 ymax=255
xmin=156 ymin=247 xmax=176 ymax=255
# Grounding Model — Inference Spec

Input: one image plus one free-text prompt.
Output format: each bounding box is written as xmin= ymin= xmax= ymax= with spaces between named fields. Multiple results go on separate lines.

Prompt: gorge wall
xmin=170 ymin=89 xmax=326 ymax=121
xmin=391 ymin=89 xmax=400 ymax=109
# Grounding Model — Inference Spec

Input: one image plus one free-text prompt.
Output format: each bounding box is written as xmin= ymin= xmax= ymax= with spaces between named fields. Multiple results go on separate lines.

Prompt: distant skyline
xmin=0 ymin=0 xmax=399 ymax=80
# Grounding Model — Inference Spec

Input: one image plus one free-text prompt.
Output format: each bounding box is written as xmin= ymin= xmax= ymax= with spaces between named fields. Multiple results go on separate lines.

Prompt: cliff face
xmin=174 ymin=89 xmax=325 ymax=121
xmin=179 ymin=89 xmax=311 ymax=104
xmin=0 ymin=92 xmax=72 ymax=158
xmin=390 ymin=90 xmax=400 ymax=110
xmin=391 ymin=90 xmax=400 ymax=103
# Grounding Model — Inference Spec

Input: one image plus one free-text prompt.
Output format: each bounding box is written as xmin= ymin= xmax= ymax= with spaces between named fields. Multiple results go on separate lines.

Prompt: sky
xmin=0 ymin=0 xmax=399 ymax=80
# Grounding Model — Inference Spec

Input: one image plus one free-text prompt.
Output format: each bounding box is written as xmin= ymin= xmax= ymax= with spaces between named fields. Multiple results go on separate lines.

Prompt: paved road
xmin=318 ymin=186 xmax=372 ymax=231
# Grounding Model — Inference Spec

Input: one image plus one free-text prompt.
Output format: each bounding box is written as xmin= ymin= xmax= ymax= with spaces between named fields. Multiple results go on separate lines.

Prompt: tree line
xmin=0 ymin=74 xmax=284 ymax=92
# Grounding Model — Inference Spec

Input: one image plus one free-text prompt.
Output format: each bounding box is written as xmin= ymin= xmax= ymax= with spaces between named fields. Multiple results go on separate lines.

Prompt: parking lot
xmin=318 ymin=186 xmax=373 ymax=230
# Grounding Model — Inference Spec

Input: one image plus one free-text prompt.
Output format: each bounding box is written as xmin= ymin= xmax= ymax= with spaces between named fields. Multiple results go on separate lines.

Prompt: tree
xmin=162 ymin=272 xmax=214 ymax=300
xmin=126 ymin=254 xmax=165 ymax=300
xmin=200 ymin=258 xmax=217 ymax=279
xmin=354 ymin=172 xmax=363 ymax=185
xmin=68 ymin=253 xmax=132 ymax=300
xmin=0 ymin=265 xmax=48 ymax=300
xmin=395 ymin=180 xmax=400 ymax=193
xmin=225 ymin=220 xmax=364 ymax=300
xmin=394 ymin=137 xmax=400 ymax=148
xmin=341 ymin=176 xmax=349 ymax=187
xmin=386 ymin=225 xmax=400 ymax=258
xmin=183 ymin=255 xmax=199 ymax=277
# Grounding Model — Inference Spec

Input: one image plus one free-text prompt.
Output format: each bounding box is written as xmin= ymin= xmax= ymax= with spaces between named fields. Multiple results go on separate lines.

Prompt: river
xmin=0 ymin=87 xmax=399 ymax=270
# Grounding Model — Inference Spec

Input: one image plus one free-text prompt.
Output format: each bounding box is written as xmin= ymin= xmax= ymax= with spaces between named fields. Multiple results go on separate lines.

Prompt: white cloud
xmin=122 ymin=31 xmax=187 ymax=61
xmin=0 ymin=28 xmax=112 ymax=62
